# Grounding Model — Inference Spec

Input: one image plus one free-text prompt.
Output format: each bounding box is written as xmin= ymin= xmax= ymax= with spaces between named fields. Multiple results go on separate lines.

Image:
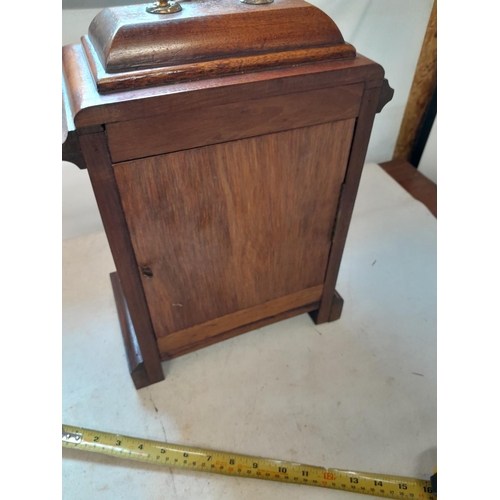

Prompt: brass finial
xmin=146 ymin=0 xmax=182 ymax=14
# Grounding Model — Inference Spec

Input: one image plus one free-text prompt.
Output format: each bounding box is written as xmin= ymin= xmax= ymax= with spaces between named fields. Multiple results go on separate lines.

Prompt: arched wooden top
xmin=89 ymin=0 xmax=353 ymax=73
xmin=82 ymin=0 xmax=356 ymax=93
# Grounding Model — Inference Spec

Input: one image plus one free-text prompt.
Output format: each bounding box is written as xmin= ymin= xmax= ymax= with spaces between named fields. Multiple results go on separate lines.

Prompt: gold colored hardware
xmin=146 ymin=0 xmax=183 ymax=14
xmin=240 ymin=0 xmax=274 ymax=4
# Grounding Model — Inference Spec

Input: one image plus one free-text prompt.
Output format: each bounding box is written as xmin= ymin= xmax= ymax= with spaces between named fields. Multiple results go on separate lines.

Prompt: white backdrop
xmin=419 ymin=117 xmax=437 ymax=184
xmin=62 ymin=0 xmax=434 ymax=239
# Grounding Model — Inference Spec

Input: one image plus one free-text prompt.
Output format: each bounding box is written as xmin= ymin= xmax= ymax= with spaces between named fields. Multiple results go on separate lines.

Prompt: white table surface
xmin=62 ymin=163 xmax=437 ymax=499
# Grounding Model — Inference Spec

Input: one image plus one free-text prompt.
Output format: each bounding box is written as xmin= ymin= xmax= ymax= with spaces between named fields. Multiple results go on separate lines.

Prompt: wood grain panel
xmin=158 ymin=285 xmax=323 ymax=358
xmin=393 ymin=0 xmax=436 ymax=160
xmin=114 ymin=120 xmax=355 ymax=337
xmin=106 ymin=84 xmax=363 ymax=162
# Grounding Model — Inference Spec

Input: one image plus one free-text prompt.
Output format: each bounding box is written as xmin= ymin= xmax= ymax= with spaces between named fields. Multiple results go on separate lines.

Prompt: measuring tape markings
xmin=63 ymin=425 xmax=435 ymax=499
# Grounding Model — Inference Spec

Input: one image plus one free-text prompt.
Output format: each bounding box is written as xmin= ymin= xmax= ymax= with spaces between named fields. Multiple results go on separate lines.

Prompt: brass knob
xmin=146 ymin=0 xmax=182 ymax=14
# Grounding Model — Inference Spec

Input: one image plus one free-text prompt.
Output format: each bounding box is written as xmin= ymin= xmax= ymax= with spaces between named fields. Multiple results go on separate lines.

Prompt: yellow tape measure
xmin=62 ymin=424 xmax=435 ymax=499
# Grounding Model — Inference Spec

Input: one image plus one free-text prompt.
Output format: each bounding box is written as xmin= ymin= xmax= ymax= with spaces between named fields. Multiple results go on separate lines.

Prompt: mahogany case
xmin=62 ymin=0 xmax=393 ymax=388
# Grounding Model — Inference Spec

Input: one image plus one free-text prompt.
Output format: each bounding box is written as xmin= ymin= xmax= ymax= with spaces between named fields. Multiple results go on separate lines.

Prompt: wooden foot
xmin=110 ymin=272 xmax=165 ymax=389
xmin=327 ymin=290 xmax=344 ymax=322
xmin=309 ymin=290 xmax=344 ymax=325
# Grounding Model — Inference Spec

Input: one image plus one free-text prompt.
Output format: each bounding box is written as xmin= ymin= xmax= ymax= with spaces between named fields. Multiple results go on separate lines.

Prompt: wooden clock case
xmin=62 ymin=0 xmax=393 ymax=388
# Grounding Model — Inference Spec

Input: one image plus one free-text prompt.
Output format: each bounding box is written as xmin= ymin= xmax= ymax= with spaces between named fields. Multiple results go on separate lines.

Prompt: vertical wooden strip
xmin=79 ymin=131 xmax=164 ymax=387
xmin=314 ymin=84 xmax=382 ymax=324
xmin=393 ymin=0 xmax=437 ymax=161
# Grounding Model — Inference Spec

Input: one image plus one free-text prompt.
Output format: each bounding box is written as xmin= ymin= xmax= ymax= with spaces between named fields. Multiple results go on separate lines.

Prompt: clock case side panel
xmin=114 ymin=121 xmax=356 ymax=357
xmin=113 ymin=84 xmax=385 ymax=367
xmin=67 ymin=56 xmax=388 ymax=388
